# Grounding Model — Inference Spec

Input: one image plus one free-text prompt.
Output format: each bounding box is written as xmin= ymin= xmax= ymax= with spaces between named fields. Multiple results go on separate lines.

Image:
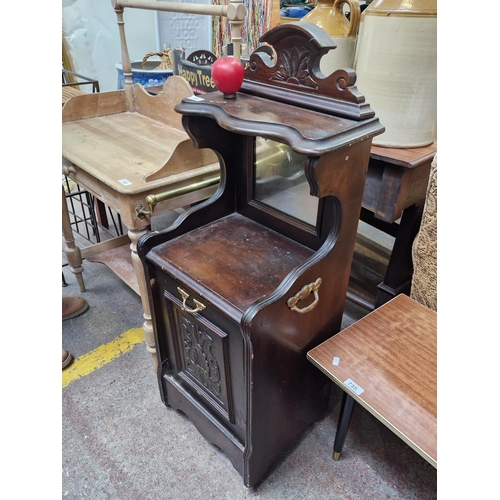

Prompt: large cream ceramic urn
xmin=354 ymin=0 xmax=437 ymax=147
xmin=301 ymin=0 xmax=361 ymax=76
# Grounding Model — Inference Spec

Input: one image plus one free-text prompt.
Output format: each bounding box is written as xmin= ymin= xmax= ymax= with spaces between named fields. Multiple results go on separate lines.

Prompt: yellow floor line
xmin=62 ymin=327 xmax=144 ymax=388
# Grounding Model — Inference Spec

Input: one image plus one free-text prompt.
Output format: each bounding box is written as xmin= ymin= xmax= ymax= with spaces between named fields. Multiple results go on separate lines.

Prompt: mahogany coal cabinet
xmin=138 ymin=23 xmax=384 ymax=487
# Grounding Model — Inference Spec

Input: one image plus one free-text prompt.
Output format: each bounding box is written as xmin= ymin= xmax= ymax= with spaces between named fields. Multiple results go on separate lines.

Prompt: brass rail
xmin=136 ymin=174 xmax=220 ymax=218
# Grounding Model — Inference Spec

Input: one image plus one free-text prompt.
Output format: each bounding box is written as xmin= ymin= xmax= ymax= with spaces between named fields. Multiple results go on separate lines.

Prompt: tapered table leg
xmin=62 ymin=185 xmax=85 ymax=292
xmin=333 ymin=391 xmax=356 ymax=460
xmin=128 ymin=227 xmax=157 ymax=371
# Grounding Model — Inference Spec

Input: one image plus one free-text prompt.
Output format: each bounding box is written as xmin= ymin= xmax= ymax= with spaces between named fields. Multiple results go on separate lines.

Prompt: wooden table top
xmin=307 ymin=294 xmax=437 ymax=467
xmin=62 ymin=112 xmax=219 ymax=195
xmin=62 ymin=86 xmax=86 ymax=107
xmin=370 ymin=142 xmax=437 ymax=169
xmin=62 ymin=78 xmax=220 ymax=196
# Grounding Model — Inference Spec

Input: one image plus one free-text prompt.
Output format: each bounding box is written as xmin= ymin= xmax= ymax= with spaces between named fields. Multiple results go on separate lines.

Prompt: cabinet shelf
xmin=148 ymin=213 xmax=314 ymax=315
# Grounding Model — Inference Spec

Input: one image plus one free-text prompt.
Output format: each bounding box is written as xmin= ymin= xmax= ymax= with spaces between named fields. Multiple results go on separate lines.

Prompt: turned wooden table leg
xmin=128 ymin=227 xmax=158 ymax=371
xmin=62 ymin=185 xmax=85 ymax=292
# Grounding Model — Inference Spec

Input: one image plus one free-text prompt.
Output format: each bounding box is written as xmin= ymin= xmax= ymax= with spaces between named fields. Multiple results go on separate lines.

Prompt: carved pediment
xmin=241 ymin=22 xmax=374 ymax=120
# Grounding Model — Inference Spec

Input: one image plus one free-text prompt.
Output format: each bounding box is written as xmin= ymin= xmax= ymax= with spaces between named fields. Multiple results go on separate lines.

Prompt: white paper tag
xmin=344 ymin=378 xmax=364 ymax=395
xmin=332 ymin=357 xmax=340 ymax=366
xmin=118 ymin=179 xmax=132 ymax=186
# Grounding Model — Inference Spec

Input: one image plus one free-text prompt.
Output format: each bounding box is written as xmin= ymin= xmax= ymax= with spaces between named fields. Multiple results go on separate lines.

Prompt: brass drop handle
xmin=287 ymin=278 xmax=322 ymax=314
xmin=177 ymin=287 xmax=206 ymax=314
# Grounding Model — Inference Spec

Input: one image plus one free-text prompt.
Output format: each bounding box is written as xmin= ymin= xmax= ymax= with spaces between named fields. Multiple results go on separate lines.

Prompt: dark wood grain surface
xmin=370 ymin=142 xmax=437 ymax=169
xmin=150 ymin=213 xmax=314 ymax=312
xmin=139 ymin=22 xmax=387 ymax=488
xmin=308 ymin=294 xmax=437 ymax=467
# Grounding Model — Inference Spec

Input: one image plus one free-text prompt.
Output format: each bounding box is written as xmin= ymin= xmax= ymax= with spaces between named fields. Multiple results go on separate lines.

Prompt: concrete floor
xmin=62 ymin=207 xmax=437 ymax=499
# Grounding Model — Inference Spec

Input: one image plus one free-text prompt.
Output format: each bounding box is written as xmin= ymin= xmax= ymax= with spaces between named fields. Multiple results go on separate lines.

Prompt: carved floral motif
xmin=180 ymin=316 xmax=221 ymax=397
xmin=270 ymin=47 xmax=317 ymax=89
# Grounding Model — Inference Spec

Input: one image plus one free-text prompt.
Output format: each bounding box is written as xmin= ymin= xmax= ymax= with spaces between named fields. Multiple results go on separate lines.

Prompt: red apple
xmin=211 ymin=56 xmax=245 ymax=97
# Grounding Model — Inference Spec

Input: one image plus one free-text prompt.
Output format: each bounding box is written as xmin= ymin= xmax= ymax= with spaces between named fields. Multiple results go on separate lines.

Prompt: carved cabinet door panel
xmin=152 ymin=271 xmax=248 ymax=459
xmin=165 ymin=290 xmax=234 ymax=424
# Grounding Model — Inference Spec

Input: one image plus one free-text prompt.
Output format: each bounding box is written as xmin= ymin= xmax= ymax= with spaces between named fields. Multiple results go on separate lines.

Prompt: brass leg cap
xmin=333 ymin=451 xmax=340 ymax=461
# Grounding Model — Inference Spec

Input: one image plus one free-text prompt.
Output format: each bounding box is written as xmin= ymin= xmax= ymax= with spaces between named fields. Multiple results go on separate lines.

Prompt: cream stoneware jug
xmin=301 ymin=0 xmax=361 ymax=76
xmin=354 ymin=0 xmax=437 ymax=147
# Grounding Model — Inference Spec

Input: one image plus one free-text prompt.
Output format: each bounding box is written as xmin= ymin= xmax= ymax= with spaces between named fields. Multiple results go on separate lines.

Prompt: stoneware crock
xmin=353 ymin=0 xmax=437 ymax=147
xmin=301 ymin=0 xmax=361 ymax=75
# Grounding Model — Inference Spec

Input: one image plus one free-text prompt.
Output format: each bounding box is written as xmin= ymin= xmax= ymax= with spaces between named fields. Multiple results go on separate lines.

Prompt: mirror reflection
xmin=254 ymin=138 xmax=318 ymax=226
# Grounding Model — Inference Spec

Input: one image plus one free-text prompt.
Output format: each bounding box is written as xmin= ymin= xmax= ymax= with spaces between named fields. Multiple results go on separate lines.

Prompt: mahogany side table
xmin=352 ymin=142 xmax=437 ymax=310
